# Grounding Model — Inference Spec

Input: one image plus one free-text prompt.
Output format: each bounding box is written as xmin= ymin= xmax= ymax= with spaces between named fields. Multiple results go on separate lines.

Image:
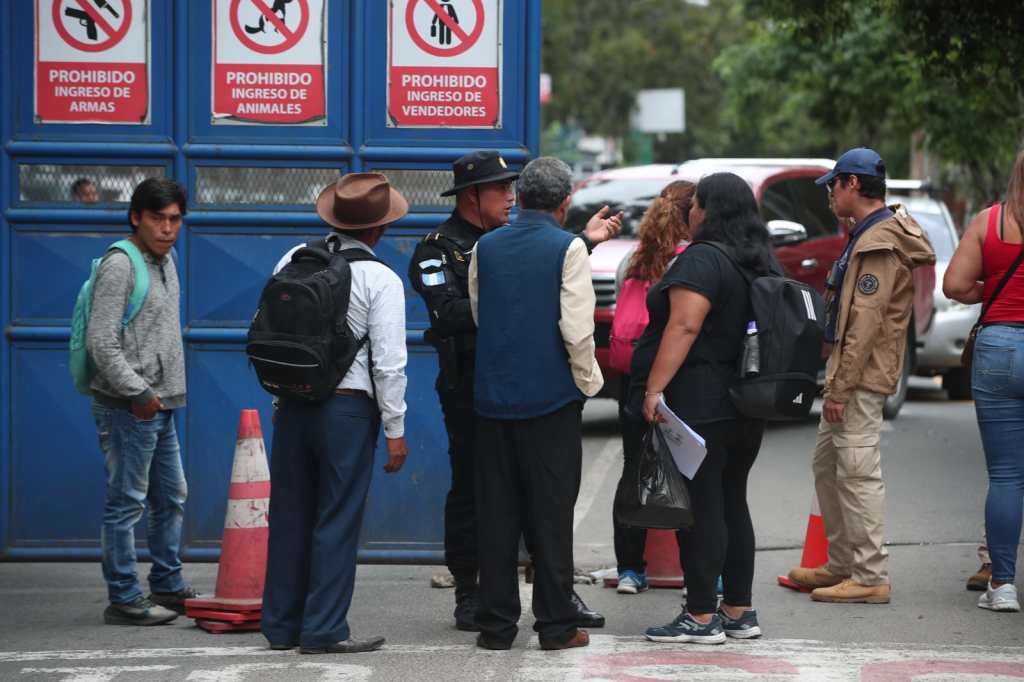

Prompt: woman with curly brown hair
xmin=610 ymin=179 xmax=695 ymax=595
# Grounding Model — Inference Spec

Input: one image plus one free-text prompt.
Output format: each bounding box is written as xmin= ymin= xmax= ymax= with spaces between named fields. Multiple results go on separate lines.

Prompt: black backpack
xmin=706 ymin=243 xmax=826 ymax=421
xmin=246 ymin=236 xmax=385 ymax=403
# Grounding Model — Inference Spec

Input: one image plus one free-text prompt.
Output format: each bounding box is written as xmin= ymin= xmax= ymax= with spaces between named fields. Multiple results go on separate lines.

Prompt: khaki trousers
xmin=812 ymin=389 xmax=889 ymax=586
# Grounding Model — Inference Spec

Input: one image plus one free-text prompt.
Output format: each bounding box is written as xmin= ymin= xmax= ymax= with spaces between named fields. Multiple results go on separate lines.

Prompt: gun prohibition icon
xmin=64 ymin=1 xmax=121 ymax=42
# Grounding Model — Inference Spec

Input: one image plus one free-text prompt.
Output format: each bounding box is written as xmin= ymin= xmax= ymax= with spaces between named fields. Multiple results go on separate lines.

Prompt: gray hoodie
xmin=86 ymin=248 xmax=186 ymax=409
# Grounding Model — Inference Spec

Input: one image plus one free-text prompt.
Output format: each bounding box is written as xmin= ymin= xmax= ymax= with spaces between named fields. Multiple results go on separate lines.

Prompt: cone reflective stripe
xmin=186 ymin=410 xmax=271 ymax=621
xmin=777 ymin=493 xmax=829 ymax=591
xmin=604 ymin=529 xmax=684 ymax=589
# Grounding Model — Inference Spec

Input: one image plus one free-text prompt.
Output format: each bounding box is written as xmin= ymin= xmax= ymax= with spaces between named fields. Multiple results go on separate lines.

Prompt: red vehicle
xmin=566 ymin=158 xmax=936 ymax=419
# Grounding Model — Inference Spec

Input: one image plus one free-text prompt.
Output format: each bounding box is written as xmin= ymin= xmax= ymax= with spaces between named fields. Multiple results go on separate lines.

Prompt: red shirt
xmin=981 ymin=203 xmax=1024 ymax=323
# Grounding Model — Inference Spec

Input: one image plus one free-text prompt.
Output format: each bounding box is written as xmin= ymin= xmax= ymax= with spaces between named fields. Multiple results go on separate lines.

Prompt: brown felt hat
xmin=315 ymin=173 xmax=409 ymax=230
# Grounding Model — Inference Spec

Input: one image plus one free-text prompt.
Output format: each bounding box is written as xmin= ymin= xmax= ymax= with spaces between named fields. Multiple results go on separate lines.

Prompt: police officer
xmin=410 ymin=150 xmax=621 ymax=632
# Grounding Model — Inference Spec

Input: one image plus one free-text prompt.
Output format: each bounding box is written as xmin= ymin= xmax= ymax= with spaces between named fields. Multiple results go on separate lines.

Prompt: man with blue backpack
xmin=73 ymin=177 xmax=197 ymax=625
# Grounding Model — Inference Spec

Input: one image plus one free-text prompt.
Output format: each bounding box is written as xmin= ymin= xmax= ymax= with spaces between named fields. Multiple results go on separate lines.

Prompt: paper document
xmin=656 ymin=397 xmax=707 ymax=479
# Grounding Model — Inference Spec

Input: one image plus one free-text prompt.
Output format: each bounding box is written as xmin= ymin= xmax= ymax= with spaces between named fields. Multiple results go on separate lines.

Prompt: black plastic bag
xmin=616 ymin=424 xmax=694 ymax=530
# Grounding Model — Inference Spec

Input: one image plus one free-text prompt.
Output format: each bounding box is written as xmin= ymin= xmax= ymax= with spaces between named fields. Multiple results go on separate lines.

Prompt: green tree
xmin=541 ymin=0 xmax=753 ymax=163
xmin=727 ymin=0 xmax=1024 ymax=203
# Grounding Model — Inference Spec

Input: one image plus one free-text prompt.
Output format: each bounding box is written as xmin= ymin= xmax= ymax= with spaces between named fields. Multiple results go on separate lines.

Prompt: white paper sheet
xmin=655 ymin=397 xmax=707 ymax=479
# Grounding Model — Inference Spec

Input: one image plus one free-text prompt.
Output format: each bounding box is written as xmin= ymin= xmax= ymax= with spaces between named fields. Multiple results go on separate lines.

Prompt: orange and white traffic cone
xmin=604 ymin=529 xmax=684 ymax=589
xmin=186 ymin=409 xmax=270 ymax=632
xmin=777 ymin=493 xmax=829 ymax=592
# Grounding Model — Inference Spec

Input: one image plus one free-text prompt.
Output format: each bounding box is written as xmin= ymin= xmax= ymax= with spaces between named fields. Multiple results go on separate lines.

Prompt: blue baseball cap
xmin=815 ymin=147 xmax=886 ymax=186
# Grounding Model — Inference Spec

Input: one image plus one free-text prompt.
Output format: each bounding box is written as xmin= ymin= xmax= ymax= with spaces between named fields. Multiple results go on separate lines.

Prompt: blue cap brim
xmin=815 ymin=170 xmax=838 ymax=186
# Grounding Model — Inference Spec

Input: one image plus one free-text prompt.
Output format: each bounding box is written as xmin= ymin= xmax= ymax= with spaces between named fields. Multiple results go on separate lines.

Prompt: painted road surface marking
xmin=5 ymin=637 xmax=1024 ymax=680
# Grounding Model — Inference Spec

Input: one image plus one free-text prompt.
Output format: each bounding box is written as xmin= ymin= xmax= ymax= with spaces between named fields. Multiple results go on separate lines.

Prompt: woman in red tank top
xmin=943 ymin=150 xmax=1024 ymax=613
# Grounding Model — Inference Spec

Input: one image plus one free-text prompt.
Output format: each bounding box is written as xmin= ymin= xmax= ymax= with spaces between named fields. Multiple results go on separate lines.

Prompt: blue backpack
xmin=69 ymin=240 xmax=150 ymax=395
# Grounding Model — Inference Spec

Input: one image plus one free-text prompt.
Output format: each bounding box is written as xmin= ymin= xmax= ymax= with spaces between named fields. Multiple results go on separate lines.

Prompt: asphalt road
xmin=2 ymin=378 xmax=1022 ymax=681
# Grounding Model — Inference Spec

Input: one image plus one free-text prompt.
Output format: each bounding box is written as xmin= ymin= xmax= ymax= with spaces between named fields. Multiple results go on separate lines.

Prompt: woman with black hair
xmin=630 ymin=172 xmax=777 ymax=644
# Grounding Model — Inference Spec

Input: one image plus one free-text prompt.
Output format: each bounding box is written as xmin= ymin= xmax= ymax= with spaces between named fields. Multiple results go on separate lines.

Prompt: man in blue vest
xmin=468 ymin=157 xmax=603 ymax=651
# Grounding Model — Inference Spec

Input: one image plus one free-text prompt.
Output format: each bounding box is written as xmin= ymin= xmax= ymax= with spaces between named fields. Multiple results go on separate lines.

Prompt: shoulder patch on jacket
xmin=857 ymin=273 xmax=879 ymax=295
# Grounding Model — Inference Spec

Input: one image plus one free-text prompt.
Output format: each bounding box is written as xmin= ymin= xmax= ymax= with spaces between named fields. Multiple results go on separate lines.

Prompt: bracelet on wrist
xmin=645 ymin=391 xmax=663 ymax=397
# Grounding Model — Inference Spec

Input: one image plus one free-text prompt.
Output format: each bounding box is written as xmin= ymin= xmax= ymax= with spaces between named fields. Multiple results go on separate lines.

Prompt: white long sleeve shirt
xmin=275 ymin=234 xmax=407 ymax=437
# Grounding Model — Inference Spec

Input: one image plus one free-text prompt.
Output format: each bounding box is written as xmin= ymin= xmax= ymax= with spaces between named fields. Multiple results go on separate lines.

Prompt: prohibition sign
xmin=230 ymin=0 xmax=310 ymax=55
xmin=52 ymin=0 xmax=133 ymax=53
xmin=407 ymin=0 xmax=485 ymax=58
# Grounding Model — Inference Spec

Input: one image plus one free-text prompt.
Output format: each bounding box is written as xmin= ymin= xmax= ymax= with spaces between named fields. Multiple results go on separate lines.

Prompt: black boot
xmin=454 ymin=577 xmax=479 ymax=632
xmin=571 ymin=590 xmax=605 ymax=628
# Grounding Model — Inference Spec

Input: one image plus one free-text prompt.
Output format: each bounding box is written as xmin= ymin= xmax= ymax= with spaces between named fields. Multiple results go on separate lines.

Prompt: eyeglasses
xmin=826 ymin=178 xmax=838 ymax=195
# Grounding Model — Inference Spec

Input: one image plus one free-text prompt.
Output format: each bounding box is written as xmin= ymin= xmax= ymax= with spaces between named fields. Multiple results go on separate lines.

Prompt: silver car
xmin=891 ymin=188 xmax=979 ymax=399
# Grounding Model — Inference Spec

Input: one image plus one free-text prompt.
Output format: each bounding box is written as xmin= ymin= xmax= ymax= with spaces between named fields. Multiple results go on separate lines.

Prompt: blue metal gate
xmin=0 ymin=0 xmax=540 ymax=561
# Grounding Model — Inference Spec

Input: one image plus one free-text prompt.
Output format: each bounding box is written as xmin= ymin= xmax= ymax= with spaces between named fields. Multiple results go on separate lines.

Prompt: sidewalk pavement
xmin=2 ymin=543 xmax=1022 ymax=681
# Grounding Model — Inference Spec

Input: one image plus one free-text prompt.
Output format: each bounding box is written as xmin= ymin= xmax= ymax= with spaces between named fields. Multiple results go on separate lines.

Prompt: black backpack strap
xmin=701 ymin=241 xmax=755 ymax=286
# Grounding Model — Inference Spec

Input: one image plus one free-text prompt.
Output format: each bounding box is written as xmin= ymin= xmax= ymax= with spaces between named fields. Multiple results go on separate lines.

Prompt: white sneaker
xmin=978 ymin=583 xmax=1020 ymax=612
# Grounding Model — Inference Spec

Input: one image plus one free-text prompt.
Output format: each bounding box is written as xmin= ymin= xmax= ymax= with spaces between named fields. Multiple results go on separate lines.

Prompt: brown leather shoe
xmin=811 ymin=579 xmax=890 ymax=604
xmin=539 ymin=628 xmax=589 ymax=651
xmin=786 ymin=565 xmax=846 ymax=590
xmin=967 ymin=563 xmax=992 ymax=592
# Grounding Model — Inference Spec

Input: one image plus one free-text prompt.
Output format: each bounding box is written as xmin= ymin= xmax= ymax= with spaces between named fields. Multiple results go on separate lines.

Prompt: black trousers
xmin=436 ymin=364 xmax=478 ymax=582
xmin=678 ymin=418 xmax=764 ymax=614
xmin=613 ymin=377 xmax=686 ymax=573
xmin=475 ymin=401 xmax=583 ymax=643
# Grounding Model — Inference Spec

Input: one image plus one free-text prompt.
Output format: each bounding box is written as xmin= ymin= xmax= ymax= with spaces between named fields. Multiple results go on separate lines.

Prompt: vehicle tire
xmin=943 ymin=367 xmax=972 ymax=400
xmin=882 ymin=341 xmax=912 ymax=420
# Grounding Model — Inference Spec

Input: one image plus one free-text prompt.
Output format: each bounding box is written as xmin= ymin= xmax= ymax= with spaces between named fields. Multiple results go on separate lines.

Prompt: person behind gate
xmin=408 ymin=150 xmax=620 ymax=633
xmin=86 ymin=178 xmax=198 ymax=626
xmin=786 ymin=148 xmax=935 ymax=603
xmin=468 ymin=157 xmax=603 ymax=651
xmin=261 ymin=173 xmax=410 ymax=654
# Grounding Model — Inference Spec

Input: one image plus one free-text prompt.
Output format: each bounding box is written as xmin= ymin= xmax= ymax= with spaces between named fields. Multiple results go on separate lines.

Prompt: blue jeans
xmin=972 ymin=324 xmax=1024 ymax=583
xmin=261 ymin=394 xmax=379 ymax=649
xmin=92 ymin=403 xmax=188 ymax=604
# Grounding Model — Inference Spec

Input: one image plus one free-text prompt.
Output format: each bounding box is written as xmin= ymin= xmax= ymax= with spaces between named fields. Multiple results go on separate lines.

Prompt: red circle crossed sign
xmin=230 ymin=0 xmax=309 ymax=55
xmin=52 ymin=0 xmax=132 ymax=52
xmin=407 ymin=0 xmax=485 ymax=58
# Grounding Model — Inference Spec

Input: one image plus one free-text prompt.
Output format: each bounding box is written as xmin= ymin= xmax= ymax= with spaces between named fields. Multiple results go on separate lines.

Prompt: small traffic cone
xmin=777 ymin=493 xmax=829 ymax=592
xmin=186 ymin=410 xmax=271 ymax=627
xmin=604 ymin=529 xmax=684 ymax=589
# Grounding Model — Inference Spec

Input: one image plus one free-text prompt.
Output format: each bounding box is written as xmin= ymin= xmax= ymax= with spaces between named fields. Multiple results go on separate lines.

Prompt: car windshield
xmin=894 ymin=199 xmax=956 ymax=262
xmin=565 ymin=177 xmax=673 ymax=237
xmin=912 ymin=212 xmax=956 ymax=262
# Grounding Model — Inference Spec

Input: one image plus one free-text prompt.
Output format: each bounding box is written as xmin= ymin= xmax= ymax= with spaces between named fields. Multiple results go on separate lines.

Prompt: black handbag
xmin=961 ymin=204 xmax=1024 ymax=371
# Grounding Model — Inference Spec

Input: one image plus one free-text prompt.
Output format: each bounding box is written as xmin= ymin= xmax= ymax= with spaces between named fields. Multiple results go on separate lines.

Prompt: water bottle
xmin=742 ymin=320 xmax=760 ymax=377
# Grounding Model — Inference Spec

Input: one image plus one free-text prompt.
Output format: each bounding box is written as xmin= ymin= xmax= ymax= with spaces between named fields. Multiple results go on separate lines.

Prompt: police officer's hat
xmin=440 ymin=150 xmax=520 ymax=197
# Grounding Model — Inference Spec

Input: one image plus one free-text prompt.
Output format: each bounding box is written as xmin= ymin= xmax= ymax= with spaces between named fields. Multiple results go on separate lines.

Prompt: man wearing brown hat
xmin=261 ymin=173 xmax=410 ymax=654
xmin=410 ymin=150 xmax=620 ymax=632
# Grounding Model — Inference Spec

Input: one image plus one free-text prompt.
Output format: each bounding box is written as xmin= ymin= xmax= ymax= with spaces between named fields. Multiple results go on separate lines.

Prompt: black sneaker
xmin=717 ymin=607 xmax=762 ymax=639
xmin=104 ymin=597 xmax=179 ymax=626
xmin=149 ymin=585 xmax=201 ymax=615
xmin=644 ymin=611 xmax=726 ymax=644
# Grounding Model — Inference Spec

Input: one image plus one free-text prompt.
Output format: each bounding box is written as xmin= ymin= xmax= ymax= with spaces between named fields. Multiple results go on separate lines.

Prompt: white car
xmin=890 ymin=185 xmax=979 ymax=399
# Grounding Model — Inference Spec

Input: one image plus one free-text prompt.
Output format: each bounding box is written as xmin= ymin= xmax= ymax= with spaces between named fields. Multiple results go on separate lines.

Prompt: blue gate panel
xmin=0 ymin=0 xmax=540 ymax=561
xmin=185 ymin=230 xmax=307 ymax=327
xmin=360 ymin=346 xmax=445 ymax=559
xmin=9 ymin=343 xmax=106 ymax=546
xmin=183 ymin=344 xmax=274 ymax=551
xmin=11 ymin=228 xmax=117 ymax=324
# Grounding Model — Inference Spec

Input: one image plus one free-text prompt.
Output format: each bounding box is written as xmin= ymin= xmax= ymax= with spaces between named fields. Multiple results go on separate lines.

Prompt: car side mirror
xmin=767 ymin=220 xmax=808 ymax=246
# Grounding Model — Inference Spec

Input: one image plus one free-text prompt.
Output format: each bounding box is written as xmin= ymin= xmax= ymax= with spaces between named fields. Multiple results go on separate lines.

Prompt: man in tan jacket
xmin=787 ymin=148 xmax=935 ymax=603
